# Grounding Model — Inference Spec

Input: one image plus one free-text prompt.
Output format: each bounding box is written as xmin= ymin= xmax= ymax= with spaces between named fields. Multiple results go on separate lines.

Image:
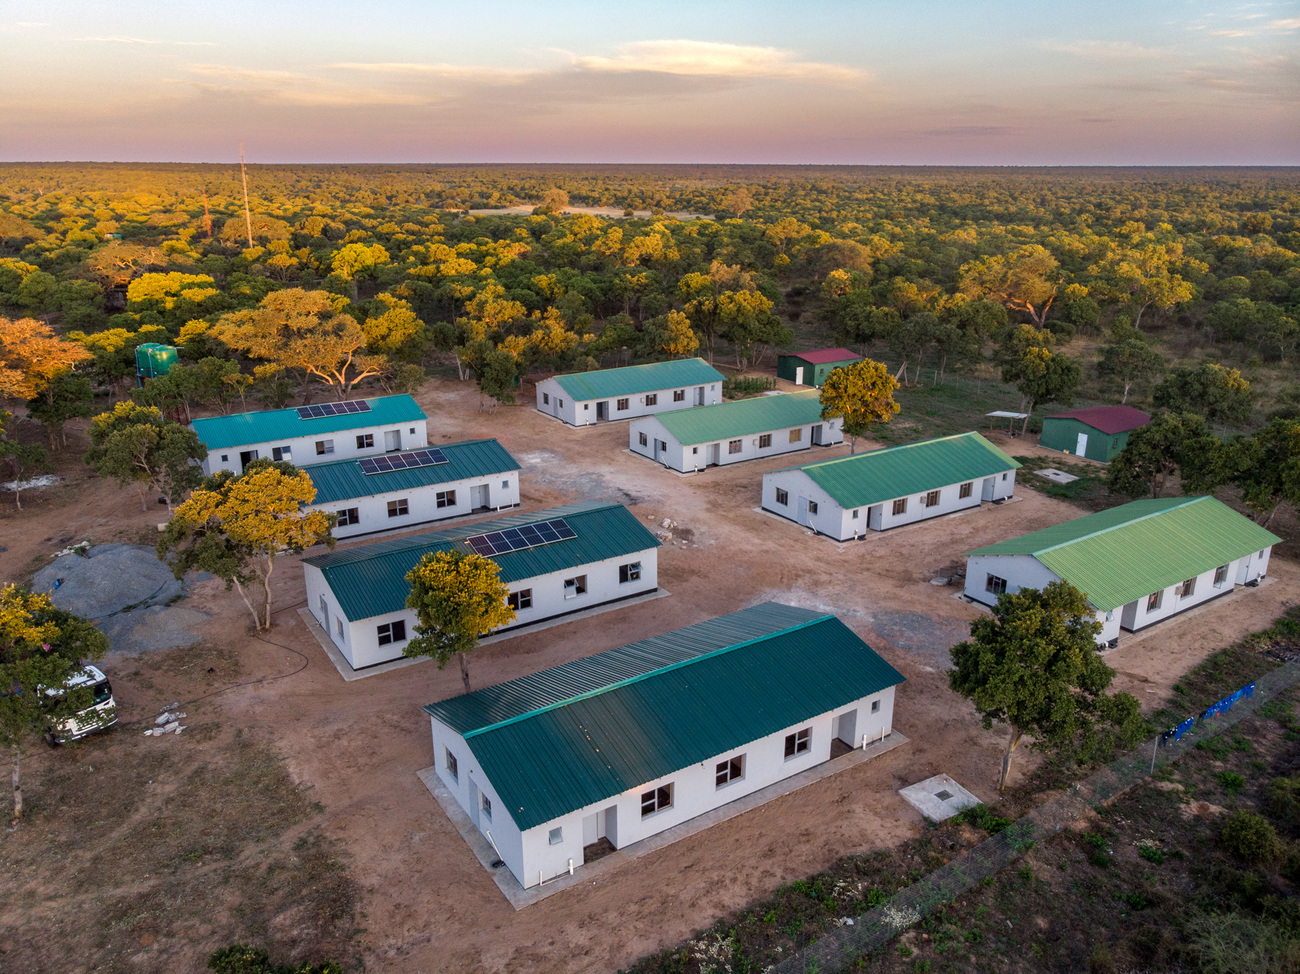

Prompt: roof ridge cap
xmin=1033 ymin=496 xmax=1205 ymax=555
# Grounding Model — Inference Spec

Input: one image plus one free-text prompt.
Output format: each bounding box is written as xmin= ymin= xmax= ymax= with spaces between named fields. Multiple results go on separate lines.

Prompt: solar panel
xmin=358 ymin=448 xmax=448 ymax=475
xmin=464 ymin=517 xmax=576 ymax=557
xmin=296 ymin=400 xmax=372 ymax=420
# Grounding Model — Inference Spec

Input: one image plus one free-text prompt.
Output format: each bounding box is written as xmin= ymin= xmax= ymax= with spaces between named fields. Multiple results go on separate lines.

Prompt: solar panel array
xmin=465 ymin=518 xmax=576 ymax=557
xmin=358 ymin=448 xmax=449 ymax=475
xmin=296 ymin=400 xmax=372 ymax=420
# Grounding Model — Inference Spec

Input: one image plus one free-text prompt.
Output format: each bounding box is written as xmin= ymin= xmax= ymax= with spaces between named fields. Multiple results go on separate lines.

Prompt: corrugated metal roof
xmin=784 ymin=348 xmax=862 ymax=366
xmin=551 ymin=358 xmax=724 ymax=401
xmin=967 ymin=496 xmax=1281 ymax=611
xmin=303 ymin=439 xmax=519 ymax=506
xmin=652 ymin=390 xmax=825 ymax=445
xmin=789 ymin=432 xmax=1020 ymax=509
xmin=192 ymin=394 xmax=427 ymax=450
xmin=302 ymin=501 xmax=660 ymax=621
xmin=1044 ymin=406 xmax=1150 ymax=435
xmin=424 ymin=604 xmax=905 ymax=830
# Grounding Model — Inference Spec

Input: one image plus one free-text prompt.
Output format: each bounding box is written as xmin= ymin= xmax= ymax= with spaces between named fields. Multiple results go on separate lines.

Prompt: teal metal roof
xmin=424 ymin=603 xmax=905 ymax=830
xmin=651 ymin=390 xmax=825 ymax=445
xmin=551 ymin=358 xmax=723 ymax=401
xmin=788 ymin=432 xmax=1020 ymax=509
xmin=191 ymin=394 xmax=426 ymax=450
xmin=303 ymin=439 xmax=519 ymax=506
xmin=967 ymin=496 xmax=1281 ymax=611
xmin=302 ymin=501 xmax=660 ymax=621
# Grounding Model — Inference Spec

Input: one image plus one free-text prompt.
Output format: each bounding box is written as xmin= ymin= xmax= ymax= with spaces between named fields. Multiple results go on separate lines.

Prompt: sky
xmin=1 ymin=0 xmax=1297 ymax=165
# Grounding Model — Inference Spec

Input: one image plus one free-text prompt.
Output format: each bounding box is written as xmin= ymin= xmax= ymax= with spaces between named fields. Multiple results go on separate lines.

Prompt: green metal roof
xmin=191 ymin=394 xmax=426 ymax=450
xmin=650 ymin=390 xmax=825 ymax=445
xmin=423 ymin=603 xmax=905 ymax=830
xmin=302 ymin=501 xmax=660 ymax=621
xmin=788 ymin=432 xmax=1020 ymax=509
xmin=967 ymin=496 xmax=1282 ymax=611
xmin=303 ymin=439 xmax=519 ymax=506
xmin=551 ymin=358 xmax=724 ymax=401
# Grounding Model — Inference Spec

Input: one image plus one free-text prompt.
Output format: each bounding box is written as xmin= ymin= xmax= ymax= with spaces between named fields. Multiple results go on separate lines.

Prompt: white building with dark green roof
xmin=761 ymin=432 xmax=1020 ymax=540
xmin=302 ymin=501 xmax=660 ymax=670
xmin=535 ymin=358 xmax=724 ymax=427
xmin=629 ymin=390 xmax=842 ymax=472
xmin=965 ymin=496 xmax=1279 ymax=645
xmin=301 ymin=438 xmax=520 ymax=539
xmin=423 ymin=602 xmax=904 ymax=890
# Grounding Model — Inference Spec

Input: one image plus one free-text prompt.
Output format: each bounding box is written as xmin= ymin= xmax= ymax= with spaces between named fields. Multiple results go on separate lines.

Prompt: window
xmin=807 ymin=500 xmax=819 ymax=514
xmin=789 ymin=428 xmax=803 ymax=443
xmin=1001 ymin=473 xmax=1008 ymax=481
xmin=1147 ymin=590 xmax=1164 ymax=612
xmin=543 ymin=392 xmax=549 ymax=404
xmin=692 ymin=447 xmax=699 ymax=455
xmin=852 ymin=509 xmax=860 ymax=519
xmin=481 ymin=794 xmax=492 ymax=821
xmin=436 ymin=490 xmax=456 ymax=509
xmin=558 ymin=399 xmax=564 ymax=409
xmin=638 ymin=431 xmax=648 ymax=447
xmin=272 ymin=445 xmax=292 ymax=462
xmin=336 ymin=618 xmax=344 ymax=637
xmin=619 ymin=562 xmax=642 ymax=584
xmin=502 ymin=480 xmax=509 ymax=489
xmin=784 ymin=727 xmax=812 ymax=759
xmin=220 ymin=454 xmax=229 ymax=463
xmin=617 ymin=398 xmax=629 ymax=411
xmin=775 ymin=488 xmax=789 ymax=506
xmin=584 ymin=403 xmax=589 ymax=410
xmin=564 ymin=575 xmax=587 ymax=599
xmin=959 ymin=482 xmax=973 ymax=499
xmin=549 ymin=827 xmax=563 ymax=846
xmin=1112 ymin=437 xmax=1120 ymax=448
xmin=1179 ymin=577 xmax=1197 ymax=598
xmin=759 ymin=433 xmax=772 ymax=448
xmin=645 ymin=393 xmax=658 ymax=406
xmin=640 ymin=783 xmax=673 ymax=817
xmin=715 ymin=755 xmax=744 ymax=788
xmin=728 ymin=439 xmax=743 ymax=454
xmin=507 ymin=589 xmax=532 ymax=611
xmin=1214 ymin=565 xmax=1229 ymax=587
xmin=336 ymin=507 xmax=359 ymax=526
xmin=673 ymin=389 xmax=685 ymax=402
xmin=316 ymin=439 xmax=334 ymax=456
xmin=892 ymin=498 xmax=907 ymax=516
xmin=356 ymin=433 xmax=374 ymax=449
xmin=387 ymin=499 xmax=409 ymax=518
xmin=319 ymin=594 xmax=327 ymax=615
xmin=444 ymin=748 xmax=458 ymax=782
xmin=871 ymin=699 xmax=880 ymax=713
xmin=924 ymin=490 xmax=941 ymax=507
xmin=985 ymin=574 xmax=1008 ymax=596
xmin=377 ymin=620 xmax=406 ymax=645
xmin=409 ymin=428 xmax=416 ymax=435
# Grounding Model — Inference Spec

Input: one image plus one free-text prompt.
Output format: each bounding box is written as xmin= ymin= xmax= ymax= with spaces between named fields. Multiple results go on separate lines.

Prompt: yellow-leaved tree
xmin=157 ymin=460 xmax=334 ymax=631
xmin=0 ymin=317 xmax=92 ymax=401
xmin=404 ymin=550 xmax=516 ymax=694
xmin=819 ymin=358 xmax=901 ymax=454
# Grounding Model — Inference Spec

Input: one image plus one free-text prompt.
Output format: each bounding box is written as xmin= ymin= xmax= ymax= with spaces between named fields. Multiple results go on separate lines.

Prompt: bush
xmin=208 ymin=944 xmax=342 ymax=974
xmin=1185 ymin=911 xmax=1300 ymax=974
xmin=957 ymin=803 xmax=1012 ymax=834
xmin=1221 ymin=811 xmax=1282 ymax=865
xmin=1268 ymin=776 xmax=1300 ymax=826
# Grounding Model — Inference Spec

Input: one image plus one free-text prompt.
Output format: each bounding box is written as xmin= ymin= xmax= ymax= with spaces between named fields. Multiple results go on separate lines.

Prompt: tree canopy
xmin=818 ymin=357 xmax=900 ymax=453
xmin=84 ymin=401 xmax=207 ymax=510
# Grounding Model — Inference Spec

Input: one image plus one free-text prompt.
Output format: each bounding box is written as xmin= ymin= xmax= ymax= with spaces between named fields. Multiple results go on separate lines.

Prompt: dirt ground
xmin=1 ymin=376 xmax=1296 ymax=973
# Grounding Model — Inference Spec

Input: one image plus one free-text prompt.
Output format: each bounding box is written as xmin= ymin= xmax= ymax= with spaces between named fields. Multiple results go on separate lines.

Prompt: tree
xmin=0 ymin=317 xmax=92 ymax=401
xmin=0 ymin=586 xmax=110 ymax=822
xmin=647 ymin=309 xmax=699 ymax=358
xmin=1227 ymin=419 xmax=1300 ymax=527
xmin=716 ymin=290 xmax=789 ymax=369
xmin=958 ymin=245 xmax=1062 ymax=327
xmin=537 ymin=188 xmax=570 ymax=214
xmin=1096 ymin=335 xmax=1164 ymax=404
xmin=819 ymin=358 xmax=901 ymax=454
xmin=84 ymin=402 xmax=207 ymax=510
xmin=888 ymin=312 xmax=939 ymax=384
xmin=1107 ymin=411 xmax=1222 ymax=499
xmin=1000 ymin=327 xmax=1081 ymax=434
xmin=26 ymin=371 xmax=93 ymax=449
xmin=1154 ymin=364 xmax=1253 ymax=426
xmin=404 ymin=549 xmax=515 ymax=694
xmin=949 ymin=581 xmax=1144 ymax=793
xmin=0 ymin=438 xmax=51 ymax=511
xmin=158 ymin=460 xmax=334 ymax=631
xmin=330 ymin=243 xmax=390 ymax=302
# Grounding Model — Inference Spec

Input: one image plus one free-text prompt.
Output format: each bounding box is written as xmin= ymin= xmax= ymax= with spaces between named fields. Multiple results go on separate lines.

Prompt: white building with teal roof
xmin=534 ymin=358 xmax=724 ymax=427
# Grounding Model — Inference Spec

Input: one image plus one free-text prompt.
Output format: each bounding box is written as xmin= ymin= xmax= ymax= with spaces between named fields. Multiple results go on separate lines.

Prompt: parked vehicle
xmin=46 ymin=664 xmax=117 ymax=744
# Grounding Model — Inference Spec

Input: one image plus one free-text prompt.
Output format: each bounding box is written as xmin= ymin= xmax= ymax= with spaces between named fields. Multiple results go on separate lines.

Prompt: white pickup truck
xmin=47 ymin=664 xmax=118 ymax=744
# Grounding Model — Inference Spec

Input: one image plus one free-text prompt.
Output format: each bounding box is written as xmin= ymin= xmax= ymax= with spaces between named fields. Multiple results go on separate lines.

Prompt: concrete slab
xmin=1034 ymin=468 xmax=1079 ymax=485
xmin=898 ymin=773 xmax=981 ymax=822
xmin=418 ymin=731 xmax=910 ymax=909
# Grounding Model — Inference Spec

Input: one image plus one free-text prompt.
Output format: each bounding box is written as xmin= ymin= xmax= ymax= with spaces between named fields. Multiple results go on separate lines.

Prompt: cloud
xmin=78 ymin=35 xmax=218 ymax=47
xmin=1041 ymin=40 xmax=1170 ymax=60
xmin=180 ymin=64 xmax=423 ymax=107
xmin=572 ymin=40 xmax=865 ymax=84
xmin=329 ymin=62 xmax=528 ymax=83
xmin=1267 ymin=16 xmax=1300 ymax=30
xmin=15 ymin=21 xmax=51 ymax=28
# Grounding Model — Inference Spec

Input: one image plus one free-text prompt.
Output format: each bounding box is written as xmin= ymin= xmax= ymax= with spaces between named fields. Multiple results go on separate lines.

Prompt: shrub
xmin=957 ymin=803 xmax=1012 ymax=834
xmin=1185 ymin=911 xmax=1300 ymax=974
xmin=1268 ymin=776 xmax=1300 ymax=826
xmin=1221 ymin=811 xmax=1282 ymax=865
xmin=208 ymin=944 xmax=342 ymax=974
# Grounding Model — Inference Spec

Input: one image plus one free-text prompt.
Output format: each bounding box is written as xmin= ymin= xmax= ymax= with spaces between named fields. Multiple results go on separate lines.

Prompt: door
xmin=468 ymin=779 xmax=481 ymax=828
xmin=596 ymin=401 xmax=608 ymax=422
xmin=868 ymin=504 xmax=883 ymax=530
xmin=835 ymin=709 xmax=858 ymax=746
xmin=471 ymin=484 xmax=490 ymax=510
xmin=1075 ymin=432 xmax=1088 ymax=457
xmin=239 ymin=449 xmax=258 ymax=471
xmin=708 ymin=443 xmax=721 ymax=466
xmin=981 ymin=476 xmax=996 ymax=501
xmin=810 ymin=424 xmax=822 ymax=446
xmin=384 ymin=429 xmax=402 ymax=452
xmin=695 ymin=386 xmax=705 ymax=406
xmin=798 ymin=495 xmax=809 ymax=525
xmin=794 ymin=366 xmax=804 ymax=385
xmin=582 ymin=805 xmax=618 ymax=859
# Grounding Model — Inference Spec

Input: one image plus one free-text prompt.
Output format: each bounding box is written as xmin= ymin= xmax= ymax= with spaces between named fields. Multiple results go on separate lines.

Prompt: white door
xmin=795 ymin=366 xmax=804 ymax=385
xmin=708 ymin=443 xmax=721 ymax=466
xmin=1075 ymin=432 xmax=1088 ymax=456
xmin=981 ymin=477 xmax=996 ymax=501
xmin=385 ymin=429 xmax=402 ymax=451
xmin=798 ymin=496 xmax=809 ymax=525
xmin=471 ymin=484 xmax=489 ymax=509
xmin=695 ymin=386 xmax=705 ymax=406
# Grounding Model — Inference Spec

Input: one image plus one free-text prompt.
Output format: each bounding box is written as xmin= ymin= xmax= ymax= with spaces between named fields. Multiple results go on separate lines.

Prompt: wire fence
xmin=773 ymin=655 xmax=1300 ymax=974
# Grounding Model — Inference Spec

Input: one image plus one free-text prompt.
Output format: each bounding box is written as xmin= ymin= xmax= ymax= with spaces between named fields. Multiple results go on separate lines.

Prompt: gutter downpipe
xmin=484 ymin=829 xmax=506 ymax=865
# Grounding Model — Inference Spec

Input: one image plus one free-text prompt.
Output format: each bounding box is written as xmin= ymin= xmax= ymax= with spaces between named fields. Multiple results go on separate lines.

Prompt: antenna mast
xmin=239 ymin=143 xmax=253 ymax=247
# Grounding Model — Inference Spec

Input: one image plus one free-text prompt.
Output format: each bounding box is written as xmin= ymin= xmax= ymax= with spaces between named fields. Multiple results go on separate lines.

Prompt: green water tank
xmin=135 ymin=343 xmax=178 ymax=381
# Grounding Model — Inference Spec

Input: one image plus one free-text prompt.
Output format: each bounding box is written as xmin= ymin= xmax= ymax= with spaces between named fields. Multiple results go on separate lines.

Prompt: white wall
xmin=536 ymin=378 xmax=722 ymax=427
xmin=311 ymin=547 xmax=660 ymax=670
xmin=1119 ymin=548 xmax=1273 ymax=633
xmin=629 ymin=416 xmax=842 ymax=473
xmin=200 ymin=418 xmax=430 ymax=476
xmin=306 ymin=471 xmax=520 ymax=540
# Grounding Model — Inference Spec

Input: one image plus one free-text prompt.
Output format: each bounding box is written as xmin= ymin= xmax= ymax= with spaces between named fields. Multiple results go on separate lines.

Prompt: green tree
xmin=1108 ymin=411 xmax=1223 ymax=499
xmin=0 ymin=586 xmax=110 ymax=822
xmin=949 ymin=581 xmax=1144 ymax=793
xmin=1001 ymin=329 xmax=1081 ymax=434
xmin=331 ymin=244 xmax=390 ymax=303
xmin=959 ymin=245 xmax=1062 ymax=327
xmin=819 ymin=358 xmax=901 ymax=453
xmin=404 ymin=549 xmax=516 ymax=694
xmin=1096 ymin=332 xmax=1165 ymax=404
xmin=1226 ymin=419 xmax=1300 ymax=527
xmin=1154 ymin=364 xmax=1253 ymax=426
xmin=0 ymin=437 xmax=51 ymax=511
xmin=26 ymin=371 xmax=94 ymax=449
xmin=85 ymin=401 xmax=207 ymax=510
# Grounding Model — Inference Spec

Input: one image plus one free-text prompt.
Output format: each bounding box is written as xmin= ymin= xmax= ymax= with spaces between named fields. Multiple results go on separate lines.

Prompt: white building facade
xmin=535 ymin=358 xmax=724 ymax=427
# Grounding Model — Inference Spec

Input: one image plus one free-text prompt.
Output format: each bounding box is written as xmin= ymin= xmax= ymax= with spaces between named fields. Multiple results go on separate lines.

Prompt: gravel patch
xmin=98 ymin=605 xmax=210 ymax=655
xmin=517 ymin=450 xmax=645 ymax=506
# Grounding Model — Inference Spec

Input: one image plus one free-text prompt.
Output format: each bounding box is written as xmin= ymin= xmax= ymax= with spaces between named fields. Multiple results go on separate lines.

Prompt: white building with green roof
xmin=965 ymin=496 xmax=1279 ymax=645
xmin=629 ymin=390 xmax=842 ymax=472
xmin=762 ymin=432 xmax=1019 ymax=540
xmin=423 ymin=602 xmax=904 ymax=890
xmin=535 ymin=358 xmax=724 ymax=427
